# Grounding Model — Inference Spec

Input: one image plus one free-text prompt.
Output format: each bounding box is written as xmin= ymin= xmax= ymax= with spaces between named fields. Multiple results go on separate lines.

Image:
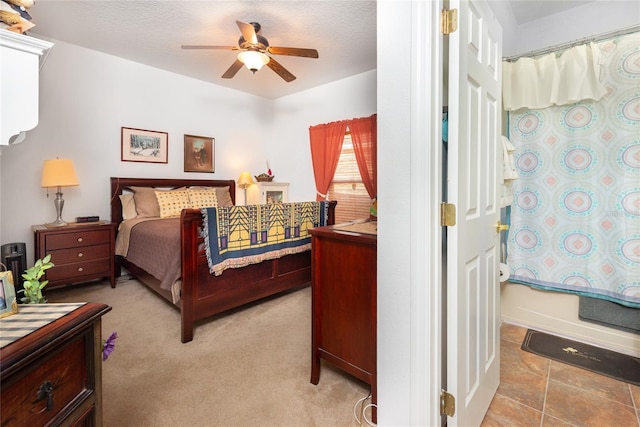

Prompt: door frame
xmin=375 ymin=1 xmax=445 ymax=425
xmin=407 ymin=1 xmax=445 ymax=425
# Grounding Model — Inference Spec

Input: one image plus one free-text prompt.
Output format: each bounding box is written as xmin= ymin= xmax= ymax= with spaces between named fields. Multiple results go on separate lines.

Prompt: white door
xmin=446 ymin=0 xmax=502 ymax=425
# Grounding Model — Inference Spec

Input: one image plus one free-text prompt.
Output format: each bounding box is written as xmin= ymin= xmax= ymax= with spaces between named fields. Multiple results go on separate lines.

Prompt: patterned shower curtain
xmin=506 ymin=32 xmax=640 ymax=308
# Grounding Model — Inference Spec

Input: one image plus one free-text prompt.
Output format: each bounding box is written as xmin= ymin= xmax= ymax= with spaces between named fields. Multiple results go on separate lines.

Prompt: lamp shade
xmin=237 ymin=171 xmax=254 ymax=188
xmin=237 ymin=51 xmax=270 ymax=73
xmin=41 ymin=158 xmax=79 ymax=188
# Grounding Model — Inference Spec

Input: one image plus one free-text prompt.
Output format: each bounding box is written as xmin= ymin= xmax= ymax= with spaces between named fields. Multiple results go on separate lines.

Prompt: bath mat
xmin=578 ymin=297 xmax=640 ymax=335
xmin=521 ymin=329 xmax=640 ymax=385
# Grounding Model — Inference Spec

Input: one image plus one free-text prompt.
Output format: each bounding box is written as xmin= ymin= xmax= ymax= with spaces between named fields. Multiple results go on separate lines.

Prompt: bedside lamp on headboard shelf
xmin=41 ymin=158 xmax=79 ymax=227
xmin=237 ymin=171 xmax=254 ymax=205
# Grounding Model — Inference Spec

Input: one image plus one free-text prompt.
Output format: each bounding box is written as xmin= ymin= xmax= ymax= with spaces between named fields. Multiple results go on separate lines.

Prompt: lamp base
xmin=46 ymin=189 xmax=69 ymax=227
xmin=45 ymin=218 xmax=69 ymax=228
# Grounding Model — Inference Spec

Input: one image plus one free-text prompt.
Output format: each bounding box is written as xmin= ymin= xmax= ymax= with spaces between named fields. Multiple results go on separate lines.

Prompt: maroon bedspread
xmin=125 ymin=218 xmax=181 ymax=290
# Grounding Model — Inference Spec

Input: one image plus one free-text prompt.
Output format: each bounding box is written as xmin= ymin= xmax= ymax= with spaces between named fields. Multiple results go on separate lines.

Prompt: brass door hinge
xmin=440 ymin=389 xmax=456 ymax=416
xmin=441 ymin=203 xmax=456 ymax=226
xmin=441 ymin=8 xmax=458 ymax=35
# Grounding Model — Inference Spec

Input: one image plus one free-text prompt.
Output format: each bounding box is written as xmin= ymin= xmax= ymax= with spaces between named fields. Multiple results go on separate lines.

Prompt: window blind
xmin=328 ymin=133 xmax=371 ymax=223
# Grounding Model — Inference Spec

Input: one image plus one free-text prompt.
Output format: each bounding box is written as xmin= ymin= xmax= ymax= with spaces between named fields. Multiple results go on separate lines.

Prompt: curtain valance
xmin=503 ymin=43 xmax=607 ymax=111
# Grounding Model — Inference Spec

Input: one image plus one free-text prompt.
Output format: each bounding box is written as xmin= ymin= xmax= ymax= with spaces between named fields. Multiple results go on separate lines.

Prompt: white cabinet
xmin=0 ymin=29 xmax=53 ymax=146
xmin=247 ymin=182 xmax=289 ymax=205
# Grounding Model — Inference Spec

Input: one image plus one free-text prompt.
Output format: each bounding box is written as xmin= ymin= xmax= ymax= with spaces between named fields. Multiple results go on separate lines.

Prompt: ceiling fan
xmin=181 ymin=20 xmax=319 ymax=82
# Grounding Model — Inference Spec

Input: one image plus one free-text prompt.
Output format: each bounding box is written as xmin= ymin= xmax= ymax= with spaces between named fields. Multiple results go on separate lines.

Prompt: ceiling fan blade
xmin=181 ymin=45 xmax=239 ymax=50
xmin=236 ymin=20 xmax=257 ymax=44
xmin=266 ymin=57 xmax=296 ymax=82
xmin=222 ymin=59 xmax=244 ymax=79
xmin=267 ymin=46 xmax=319 ymax=58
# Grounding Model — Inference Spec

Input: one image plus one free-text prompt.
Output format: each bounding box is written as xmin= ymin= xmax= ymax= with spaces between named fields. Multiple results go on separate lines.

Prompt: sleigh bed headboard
xmin=110 ymin=177 xmax=236 ymax=227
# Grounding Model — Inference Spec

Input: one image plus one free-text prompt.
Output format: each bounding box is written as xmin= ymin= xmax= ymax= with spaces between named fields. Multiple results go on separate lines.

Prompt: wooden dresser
xmin=33 ymin=222 xmax=117 ymax=289
xmin=0 ymin=302 xmax=111 ymax=426
xmin=309 ymin=221 xmax=377 ymax=420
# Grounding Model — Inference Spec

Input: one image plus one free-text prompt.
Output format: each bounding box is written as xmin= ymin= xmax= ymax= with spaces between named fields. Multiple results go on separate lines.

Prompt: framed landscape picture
xmin=184 ymin=134 xmax=214 ymax=173
xmin=121 ymin=127 xmax=168 ymax=163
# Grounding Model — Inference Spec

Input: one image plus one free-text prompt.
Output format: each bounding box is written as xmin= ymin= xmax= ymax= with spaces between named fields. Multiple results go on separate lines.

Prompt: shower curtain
xmin=506 ymin=32 xmax=640 ymax=308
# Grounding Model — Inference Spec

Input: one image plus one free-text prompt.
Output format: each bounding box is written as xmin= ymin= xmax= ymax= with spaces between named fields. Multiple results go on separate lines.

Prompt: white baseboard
xmin=501 ymin=282 xmax=640 ymax=358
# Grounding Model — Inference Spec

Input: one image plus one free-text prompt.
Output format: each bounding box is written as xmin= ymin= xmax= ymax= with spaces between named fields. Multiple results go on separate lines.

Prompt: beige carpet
xmin=47 ymin=278 xmax=372 ymax=427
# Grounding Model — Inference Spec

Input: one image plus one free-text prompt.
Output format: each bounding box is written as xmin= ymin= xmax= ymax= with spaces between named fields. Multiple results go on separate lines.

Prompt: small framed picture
xmin=184 ymin=134 xmax=215 ymax=173
xmin=0 ymin=271 xmax=18 ymax=318
xmin=121 ymin=127 xmax=168 ymax=163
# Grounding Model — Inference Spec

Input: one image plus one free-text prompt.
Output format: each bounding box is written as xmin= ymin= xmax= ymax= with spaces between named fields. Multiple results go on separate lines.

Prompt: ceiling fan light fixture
xmin=238 ymin=51 xmax=270 ymax=73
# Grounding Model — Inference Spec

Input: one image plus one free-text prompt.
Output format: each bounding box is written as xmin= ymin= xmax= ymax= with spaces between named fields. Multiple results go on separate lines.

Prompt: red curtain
xmin=309 ymin=120 xmax=348 ymax=201
xmin=349 ymin=114 xmax=377 ymax=199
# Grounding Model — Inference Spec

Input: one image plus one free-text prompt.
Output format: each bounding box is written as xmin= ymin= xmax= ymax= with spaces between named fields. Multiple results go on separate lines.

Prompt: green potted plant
xmin=20 ymin=254 xmax=54 ymax=304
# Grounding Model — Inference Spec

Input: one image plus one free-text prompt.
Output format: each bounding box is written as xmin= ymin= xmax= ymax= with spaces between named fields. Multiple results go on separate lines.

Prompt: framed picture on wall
xmin=184 ymin=134 xmax=214 ymax=173
xmin=121 ymin=127 xmax=168 ymax=163
xmin=0 ymin=271 xmax=18 ymax=318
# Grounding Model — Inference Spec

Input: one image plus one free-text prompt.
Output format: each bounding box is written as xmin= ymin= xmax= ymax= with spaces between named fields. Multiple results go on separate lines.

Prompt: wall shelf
xmin=1 ymin=29 xmax=53 ymax=146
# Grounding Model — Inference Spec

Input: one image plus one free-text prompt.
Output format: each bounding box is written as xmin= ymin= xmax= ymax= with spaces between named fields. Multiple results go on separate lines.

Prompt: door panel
xmin=446 ymin=0 xmax=502 ymax=425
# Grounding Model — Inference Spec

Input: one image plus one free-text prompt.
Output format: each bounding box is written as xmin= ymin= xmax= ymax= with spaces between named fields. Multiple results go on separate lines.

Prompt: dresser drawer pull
xmin=77 ymin=252 xmax=84 ymax=258
xmin=77 ymin=237 xmax=83 ymax=243
xmin=78 ymin=267 xmax=84 ymax=272
xmin=35 ymin=380 xmax=54 ymax=413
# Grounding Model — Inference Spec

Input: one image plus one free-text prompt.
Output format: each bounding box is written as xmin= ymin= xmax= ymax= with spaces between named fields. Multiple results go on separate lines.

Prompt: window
xmin=328 ymin=133 xmax=372 ymax=223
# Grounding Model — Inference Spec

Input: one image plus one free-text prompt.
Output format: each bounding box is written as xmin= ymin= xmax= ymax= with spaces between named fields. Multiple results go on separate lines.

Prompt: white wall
xmin=270 ymin=70 xmax=376 ymax=202
xmin=0 ymin=38 xmax=375 ymax=264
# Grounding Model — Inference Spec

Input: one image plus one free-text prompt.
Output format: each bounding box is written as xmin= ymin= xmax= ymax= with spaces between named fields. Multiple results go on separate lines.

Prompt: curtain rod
xmin=503 ymin=25 xmax=640 ymax=62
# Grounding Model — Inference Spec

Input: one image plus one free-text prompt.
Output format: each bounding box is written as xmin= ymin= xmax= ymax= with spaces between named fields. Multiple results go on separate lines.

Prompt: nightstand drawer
xmin=0 ymin=332 xmax=91 ymax=426
xmin=46 ymin=259 xmax=110 ymax=282
xmin=49 ymin=244 xmax=110 ymax=265
xmin=45 ymin=229 xmax=110 ymax=250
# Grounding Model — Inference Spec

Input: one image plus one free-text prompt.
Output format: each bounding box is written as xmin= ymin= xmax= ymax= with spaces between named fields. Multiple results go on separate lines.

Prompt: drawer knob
xmin=77 ymin=237 xmax=83 ymax=243
xmin=78 ymin=267 xmax=84 ymax=272
xmin=78 ymin=252 xmax=84 ymax=258
xmin=35 ymin=380 xmax=54 ymax=413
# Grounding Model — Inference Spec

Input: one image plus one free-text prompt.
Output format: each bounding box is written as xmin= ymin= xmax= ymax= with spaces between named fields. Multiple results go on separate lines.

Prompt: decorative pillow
xmin=187 ymin=187 xmax=218 ymax=209
xmin=131 ymin=187 xmax=160 ymax=218
xmin=119 ymin=193 xmax=137 ymax=220
xmin=155 ymin=189 xmax=191 ymax=218
xmin=215 ymin=187 xmax=234 ymax=207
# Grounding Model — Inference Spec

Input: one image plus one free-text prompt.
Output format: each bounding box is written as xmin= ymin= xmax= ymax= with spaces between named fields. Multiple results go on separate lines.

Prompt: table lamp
xmin=237 ymin=171 xmax=254 ymax=205
xmin=41 ymin=158 xmax=79 ymax=227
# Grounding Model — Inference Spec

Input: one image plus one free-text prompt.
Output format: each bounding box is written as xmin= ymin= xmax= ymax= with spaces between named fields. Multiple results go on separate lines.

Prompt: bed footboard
xmin=179 ymin=201 xmax=336 ymax=343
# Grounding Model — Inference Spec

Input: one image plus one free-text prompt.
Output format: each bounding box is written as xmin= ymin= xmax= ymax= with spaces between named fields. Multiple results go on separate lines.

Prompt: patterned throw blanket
xmin=202 ymin=201 xmax=328 ymax=276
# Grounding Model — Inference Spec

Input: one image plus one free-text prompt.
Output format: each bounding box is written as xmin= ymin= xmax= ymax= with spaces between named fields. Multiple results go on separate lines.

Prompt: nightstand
xmin=32 ymin=222 xmax=117 ymax=289
xmin=247 ymin=181 xmax=289 ymax=205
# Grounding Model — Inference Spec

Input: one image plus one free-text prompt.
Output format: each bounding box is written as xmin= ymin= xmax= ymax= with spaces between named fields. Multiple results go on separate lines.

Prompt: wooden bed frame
xmin=110 ymin=177 xmax=336 ymax=343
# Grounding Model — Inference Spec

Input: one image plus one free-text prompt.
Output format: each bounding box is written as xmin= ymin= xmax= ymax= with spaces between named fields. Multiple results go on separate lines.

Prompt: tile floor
xmin=481 ymin=323 xmax=640 ymax=427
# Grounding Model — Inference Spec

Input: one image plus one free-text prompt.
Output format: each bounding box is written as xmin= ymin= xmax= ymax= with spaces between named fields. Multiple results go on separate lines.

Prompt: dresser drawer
xmin=46 ymin=259 xmax=111 ymax=282
xmin=0 ymin=331 xmax=92 ymax=426
xmin=45 ymin=229 xmax=110 ymax=250
xmin=49 ymin=244 xmax=110 ymax=266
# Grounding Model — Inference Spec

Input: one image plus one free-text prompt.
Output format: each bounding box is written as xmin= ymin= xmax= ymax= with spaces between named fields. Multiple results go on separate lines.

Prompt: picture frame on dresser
xmin=184 ymin=134 xmax=214 ymax=173
xmin=247 ymin=181 xmax=289 ymax=205
xmin=0 ymin=271 xmax=18 ymax=318
xmin=121 ymin=127 xmax=168 ymax=163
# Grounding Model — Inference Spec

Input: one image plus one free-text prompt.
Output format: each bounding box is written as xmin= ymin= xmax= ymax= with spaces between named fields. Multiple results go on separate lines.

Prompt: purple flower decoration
xmin=102 ymin=331 xmax=118 ymax=361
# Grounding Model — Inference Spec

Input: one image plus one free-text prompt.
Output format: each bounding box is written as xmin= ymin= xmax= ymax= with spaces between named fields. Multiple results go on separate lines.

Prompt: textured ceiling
xmin=27 ymin=1 xmax=590 ymax=100
xmin=28 ymin=1 xmax=377 ymax=100
xmin=509 ymin=0 xmax=595 ymax=24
